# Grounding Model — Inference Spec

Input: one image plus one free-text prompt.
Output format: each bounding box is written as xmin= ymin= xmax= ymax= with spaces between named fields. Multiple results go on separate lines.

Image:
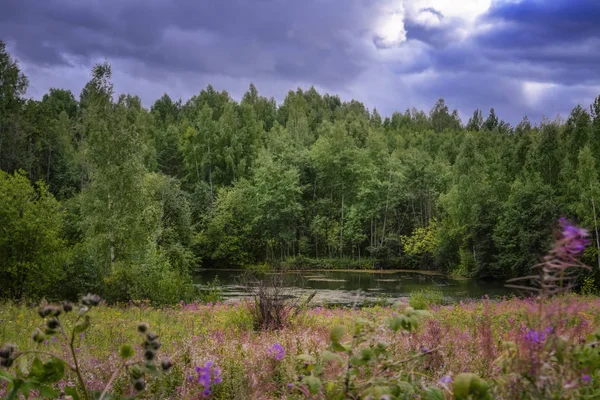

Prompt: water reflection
xmin=193 ymin=269 xmax=515 ymax=305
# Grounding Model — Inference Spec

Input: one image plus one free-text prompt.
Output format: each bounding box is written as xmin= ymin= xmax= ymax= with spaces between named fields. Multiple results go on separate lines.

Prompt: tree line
xmin=2 ymin=41 xmax=600 ymax=302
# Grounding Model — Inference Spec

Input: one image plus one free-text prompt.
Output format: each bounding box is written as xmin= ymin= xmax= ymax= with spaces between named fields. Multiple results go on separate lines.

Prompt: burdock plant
xmin=0 ymin=294 xmax=172 ymax=400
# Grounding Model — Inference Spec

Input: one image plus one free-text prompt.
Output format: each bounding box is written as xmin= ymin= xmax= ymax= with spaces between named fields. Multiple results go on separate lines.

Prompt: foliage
xmin=409 ymin=289 xmax=445 ymax=310
xmin=6 ymin=40 xmax=600 ymax=301
xmin=0 ymin=170 xmax=69 ymax=299
xmin=0 ymin=294 xmax=172 ymax=400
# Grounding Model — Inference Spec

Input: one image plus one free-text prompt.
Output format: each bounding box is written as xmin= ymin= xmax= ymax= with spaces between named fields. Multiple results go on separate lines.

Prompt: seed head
xmin=62 ymin=301 xmax=73 ymax=313
xmin=161 ymin=359 xmax=173 ymax=371
xmin=144 ymin=349 xmax=155 ymax=361
xmin=82 ymin=294 xmax=101 ymax=306
xmin=129 ymin=365 xmax=143 ymax=379
xmin=0 ymin=358 xmax=13 ymax=368
xmin=32 ymin=329 xmax=46 ymax=343
xmin=47 ymin=319 xmax=59 ymax=330
xmin=0 ymin=344 xmax=15 ymax=359
xmin=133 ymin=378 xmax=145 ymax=391
xmin=137 ymin=323 xmax=149 ymax=333
xmin=38 ymin=306 xmax=53 ymax=318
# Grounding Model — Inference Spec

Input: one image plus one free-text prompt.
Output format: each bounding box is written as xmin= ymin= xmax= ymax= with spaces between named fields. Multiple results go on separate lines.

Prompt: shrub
xmin=0 ymin=170 xmax=70 ymax=300
xmin=409 ymin=289 xmax=445 ymax=310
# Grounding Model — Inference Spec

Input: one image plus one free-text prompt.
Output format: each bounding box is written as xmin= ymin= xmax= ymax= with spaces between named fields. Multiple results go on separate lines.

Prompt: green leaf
xmin=388 ymin=316 xmax=403 ymax=332
xmin=29 ymin=357 xmax=65 ymax=384
xmin=30 ymin=357 xmax=44 ymax=377
xmin=424 ymin=386 xmax=445 ymax=400
xmin=331 ymin=342 xmax=350 ymax=353
xmin=296 ymin=354 xmax=316 ymax=364
xmin=6 ymin=378 xmax=24 ymax=400
xmin=73 ymin=315 xmax=91 ymax=333
xmin=321 ymin=350 xmax=343 ymax=365
xmin=303 ymin=376 xmax=322 ymax=395
xmin=120 ymin=344 xmax=134 ymax=359
xmin=65 ymin=385 xmax=81 ymax=400
xmin=330 ymin=325 xmax=345 ymax=343
xmin=39 ymin=386 xmax=59 ymax=398
xmin=0 ymin=369 xmax=14 ymax=382
xmin=360 ymin=347 xmax=373 ymax=361
xmin=17 ymin=355 xmax=29 ymax=375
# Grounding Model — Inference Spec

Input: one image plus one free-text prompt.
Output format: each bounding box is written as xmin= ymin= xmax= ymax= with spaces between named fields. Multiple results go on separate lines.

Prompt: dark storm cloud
xmin=2 ymin=0 xmax=600 ymax=124
xmin=0 ymin=0 xmax=377 ymax=88
xmin=394 ymin=0 xmax=600 ymax=122
xmin=472 ymin=0 xmax=600 ymax=85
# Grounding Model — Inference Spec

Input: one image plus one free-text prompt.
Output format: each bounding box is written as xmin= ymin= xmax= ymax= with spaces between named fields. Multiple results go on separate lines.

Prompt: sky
xmin=2 ymin=0 xmax=600 ymax=124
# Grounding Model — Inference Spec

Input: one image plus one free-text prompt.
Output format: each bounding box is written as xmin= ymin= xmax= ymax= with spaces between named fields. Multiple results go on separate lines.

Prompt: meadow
xmin=2 ymin=294 xmax=600 ymax=399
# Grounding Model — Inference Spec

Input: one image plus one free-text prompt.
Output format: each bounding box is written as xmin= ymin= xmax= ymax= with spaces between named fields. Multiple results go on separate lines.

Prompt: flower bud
xmin=50 ymin=306 xmax=62 ymax=317
xmin=161 ymin=359 xmax=173 ymax=371
xmin=47 ymin=319 xmax=59 ymax=330
xmin=32 ymin=329 xmax=46 ymax=343
xmin=144 ymin=349 xmax=155 ymax=361
xmin=137 ymin=323 xmax=149 ymax=333
xmin=129 ymin=365 xmax=143 ymax=379
xmin=150 ymin=341 xmax=161 ymax=350
xmin=38 ymin=306 xmax=53 ymax=318
xmin=62 ymin=302 xmax=73 ymax=313
xmin=133 ymin=378 xmax=145 ymax=391
xmin=0 ymin=357 xmax=13 ymax=367
xmin=82 ymin=294 xmax=101 ymax=306
xmin=0 ymin=344 xmax=15 ymax=359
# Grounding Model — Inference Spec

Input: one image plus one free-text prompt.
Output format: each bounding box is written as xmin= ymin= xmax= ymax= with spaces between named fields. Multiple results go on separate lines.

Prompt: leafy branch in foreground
xmin=0 ymin=294 xmax=172 ymax=400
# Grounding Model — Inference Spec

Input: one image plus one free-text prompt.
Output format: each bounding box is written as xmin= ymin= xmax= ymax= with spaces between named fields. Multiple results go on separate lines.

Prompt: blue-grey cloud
xmin=1 ymin=0 xmax=600 ymax=124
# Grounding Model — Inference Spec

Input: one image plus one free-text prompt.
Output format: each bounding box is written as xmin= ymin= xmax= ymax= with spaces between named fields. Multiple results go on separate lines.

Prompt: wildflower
xmin=195 ymin=361 xmax=221 ymax=397
xmin=524 ymin=329 xmax=546 ymax=344
xmin=269 ymin=344 xmax=285 ymax=361
xmin=440 ymin=376 xmax=452 ymax=384
xmin=558 ymin=218 xmax=590 ymax=256
xmin=582 ymin=374 xmax=591 ymax=383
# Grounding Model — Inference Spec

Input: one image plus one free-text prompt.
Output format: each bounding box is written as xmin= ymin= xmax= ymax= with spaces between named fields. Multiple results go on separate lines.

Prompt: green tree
xmin=0 ymin=170 xmax=68 ymax=299
xmin=493 ymin=174 xmax=557 ymax=277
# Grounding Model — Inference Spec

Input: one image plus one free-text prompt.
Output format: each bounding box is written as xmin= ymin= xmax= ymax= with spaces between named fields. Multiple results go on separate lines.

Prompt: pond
xmin=193 ymin=269 xmax=516 ymax=306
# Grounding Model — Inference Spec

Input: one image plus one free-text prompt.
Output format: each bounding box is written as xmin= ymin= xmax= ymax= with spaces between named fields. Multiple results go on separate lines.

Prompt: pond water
xmin=193 ymin=269 xmax=516 ymax=305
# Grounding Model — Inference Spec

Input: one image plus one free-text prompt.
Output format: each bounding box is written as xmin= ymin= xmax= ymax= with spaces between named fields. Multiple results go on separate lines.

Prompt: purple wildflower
xmin=440 ymin=376 xmax=452 ymax=384
xmin=582 ymin=374 xmax=591 ymax=383
xmin=524 ymin=329 xmax=546 ymax=344
xmin=194 ymin=361 xmax=222 ymax=397
xmin=269 ymin=344 xmax=285 ymax=361
xmin=558 ymin=218 xmax=590 ymax=256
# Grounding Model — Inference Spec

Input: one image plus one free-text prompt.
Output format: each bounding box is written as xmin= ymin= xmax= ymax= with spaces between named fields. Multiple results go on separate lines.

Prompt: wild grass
xmin=2 ymin=295 xmax=600 ymax=398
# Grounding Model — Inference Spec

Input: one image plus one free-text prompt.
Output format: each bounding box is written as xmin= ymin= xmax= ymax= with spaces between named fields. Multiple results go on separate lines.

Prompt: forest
xmin=2 ymin=39 xmax=600 ymax=304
